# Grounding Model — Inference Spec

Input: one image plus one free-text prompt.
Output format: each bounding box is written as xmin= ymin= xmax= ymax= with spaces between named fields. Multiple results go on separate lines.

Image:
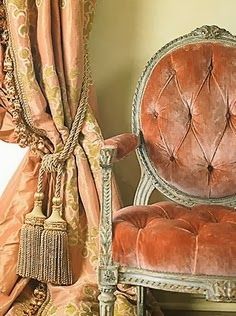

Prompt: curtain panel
xmin=0 ymin=0 xmax=139 ymax=315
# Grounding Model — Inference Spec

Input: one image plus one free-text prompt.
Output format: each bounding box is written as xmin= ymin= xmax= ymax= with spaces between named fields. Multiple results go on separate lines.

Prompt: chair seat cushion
xmin=113 ymin=202 xmax=236 ymax=276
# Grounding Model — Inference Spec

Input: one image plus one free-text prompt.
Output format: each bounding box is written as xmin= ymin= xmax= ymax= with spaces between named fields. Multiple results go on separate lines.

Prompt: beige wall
xmin=90 ymin=0 xmax=236 ymax=206
xmin=89 ymin=1 xmax=236 ymax=313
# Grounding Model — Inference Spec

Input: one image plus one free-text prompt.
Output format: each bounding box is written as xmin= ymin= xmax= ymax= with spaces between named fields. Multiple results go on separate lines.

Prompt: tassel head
xmin=38 ymin=197 xmax=72 ymax=285
xmin=17 ymin=192 xmax=46 ymax=279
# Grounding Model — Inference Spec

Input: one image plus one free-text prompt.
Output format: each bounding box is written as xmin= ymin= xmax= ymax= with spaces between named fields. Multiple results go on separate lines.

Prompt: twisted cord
xmin=37 ymin=167 xmax=45 ymax=193
xmin=36 ymin=47 xmax=92 ymax=197
xmin=58 ymin=47 xmax=91 ymax=163
xmin=54 ymin=48 xmax=91 ymax=163
xmin=55 ymin=163 xmax=64 ymax=198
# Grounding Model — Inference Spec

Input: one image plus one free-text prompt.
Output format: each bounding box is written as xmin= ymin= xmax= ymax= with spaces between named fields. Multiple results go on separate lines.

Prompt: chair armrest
xmin=103 ymin=133 xmax=139 ymax=161
xmin=99 ymin=133 xmax=139 ymax=269
xmin=99 ymin=146 xmax=116 ymax=268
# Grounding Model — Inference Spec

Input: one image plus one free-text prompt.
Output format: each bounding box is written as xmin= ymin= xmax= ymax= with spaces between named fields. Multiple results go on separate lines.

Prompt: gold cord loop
xmin=36 ymin=47 xmax=91 ymax=194
xmin=41 ymin=152 xmax=61 ymax=173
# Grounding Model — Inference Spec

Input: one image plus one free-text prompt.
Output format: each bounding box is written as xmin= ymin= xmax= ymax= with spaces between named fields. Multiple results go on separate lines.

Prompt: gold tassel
xmin=38 ymin=197 xmax=72 ymax=285
xmin=17 ymin=192 xmax=46 ymax=279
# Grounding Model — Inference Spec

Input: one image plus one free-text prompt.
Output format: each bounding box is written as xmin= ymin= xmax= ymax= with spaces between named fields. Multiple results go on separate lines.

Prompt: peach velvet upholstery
xmin=141 ymin=42 xmax=236 ymax=198
xmin=113 ymin=202 xmax=236 ymax=276
xmin=104 ymin=133 xmax=139 ymax=160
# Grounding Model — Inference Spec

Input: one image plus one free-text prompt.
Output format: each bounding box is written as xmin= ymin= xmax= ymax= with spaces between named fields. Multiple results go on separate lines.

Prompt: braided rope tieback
xmin=17 ymin=49 xmax=92 ymax=285
xmin=41 ymin=153 xmax=61 ymax=173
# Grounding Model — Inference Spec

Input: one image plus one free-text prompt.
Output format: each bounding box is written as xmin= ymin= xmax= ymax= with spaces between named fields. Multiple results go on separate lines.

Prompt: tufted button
xmin=153 ymin=110 xmax=158 ymax=119
xmin=208 ymin=61 xmax=213 ymax=72
xmin=207 ymin=164 xmax=214 ymax=173
xmin=169 ymin=69 xmax=176 ymax=76
xmin=189 ymin=112 xmax=192 ymax=120
xmin=170 ymin=155 xmax=175 ymax=162
xmin=226 ymin=111 xmax=231 ymax=120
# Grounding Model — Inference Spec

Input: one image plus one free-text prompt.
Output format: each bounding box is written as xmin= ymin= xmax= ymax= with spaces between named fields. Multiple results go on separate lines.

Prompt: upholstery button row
xmin=150 ymin=109 xmax=232 ymax=121
xmin=150 ymin=110 xmax=195 ymax=120
xmin=168 ymin=156 xmax=215 ymax=174
xmin=168 ymin=156 xmax=215 ymax=173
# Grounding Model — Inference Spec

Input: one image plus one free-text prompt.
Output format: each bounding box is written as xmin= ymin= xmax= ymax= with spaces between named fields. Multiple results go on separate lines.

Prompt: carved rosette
xmin=0 ymin=2 xmax=47 ymax=155
xmin=99 ymin=267 xmax=118 ymax=286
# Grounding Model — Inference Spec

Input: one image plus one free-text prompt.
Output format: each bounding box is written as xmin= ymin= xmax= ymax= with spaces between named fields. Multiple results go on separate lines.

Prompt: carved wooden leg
xmin=99 ymin=285 xmax=116 ymax=316
xmin=137 ymin=286 xmax=146 ymax=316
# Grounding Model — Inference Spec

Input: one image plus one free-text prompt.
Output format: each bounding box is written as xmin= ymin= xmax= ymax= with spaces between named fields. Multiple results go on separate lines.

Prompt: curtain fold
xmin=0 ymin=0 xmax=139 ymax=315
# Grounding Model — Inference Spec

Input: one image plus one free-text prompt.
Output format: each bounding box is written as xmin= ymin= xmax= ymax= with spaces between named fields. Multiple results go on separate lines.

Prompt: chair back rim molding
xmin=98 ymin=26 xmax=236 ymax=316
xmin=132 ymin=25 xmax=236 ymax=208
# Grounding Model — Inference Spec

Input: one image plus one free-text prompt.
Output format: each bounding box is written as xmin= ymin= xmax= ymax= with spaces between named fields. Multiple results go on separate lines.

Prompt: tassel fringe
xmin=14 ymin=45 xmax=90 ymax=286
xmin=17 ymin=193 xmax=45 ymax=279
xmin=38 ymin=197 xmax=72 ymax=285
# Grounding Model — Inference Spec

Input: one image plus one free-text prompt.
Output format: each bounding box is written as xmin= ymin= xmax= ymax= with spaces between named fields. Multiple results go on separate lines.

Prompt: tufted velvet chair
xmin=98 ymin=26 xmax=236 ymax=315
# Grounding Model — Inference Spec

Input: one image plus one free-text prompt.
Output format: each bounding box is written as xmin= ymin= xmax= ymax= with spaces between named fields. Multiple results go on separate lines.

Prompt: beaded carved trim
xmin=1 ymin=1 xmax=47 ymax=154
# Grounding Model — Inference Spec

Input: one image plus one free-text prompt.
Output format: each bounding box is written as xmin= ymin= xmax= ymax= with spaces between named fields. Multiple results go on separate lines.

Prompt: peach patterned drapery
xmin=0 ymin=0 xmax=140 ymax=315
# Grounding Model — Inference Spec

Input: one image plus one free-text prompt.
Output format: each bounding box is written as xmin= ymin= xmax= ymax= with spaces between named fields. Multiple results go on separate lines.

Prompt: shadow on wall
xmin=89 ymin=0 xmax=142 ymax=205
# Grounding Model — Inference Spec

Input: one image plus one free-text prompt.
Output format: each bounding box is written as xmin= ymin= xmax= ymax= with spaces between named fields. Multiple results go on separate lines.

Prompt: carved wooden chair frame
xmin=98 ymin=25 xmax=236 ymax=315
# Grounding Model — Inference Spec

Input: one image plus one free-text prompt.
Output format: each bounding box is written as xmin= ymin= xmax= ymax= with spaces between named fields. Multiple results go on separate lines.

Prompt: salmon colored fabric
xmin=104 ymin=133 xmax=139 ymax=160
xmin=113 ymin=202 xmax=236 ymax=276
xmin=111 ymin=39 xmax=236 ymax=308
xmin=0 ymin=1 xmax=140 ymax=315
xmin=141 ymin=42 xmax=236 ymax=199
xmin=0 ymin=108 xmax=15 ymax=143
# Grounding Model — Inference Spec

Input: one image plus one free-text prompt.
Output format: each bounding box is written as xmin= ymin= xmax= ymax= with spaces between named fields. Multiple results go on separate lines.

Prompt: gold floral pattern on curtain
xmin=0 ymin=0 xmax=139 ymax=315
